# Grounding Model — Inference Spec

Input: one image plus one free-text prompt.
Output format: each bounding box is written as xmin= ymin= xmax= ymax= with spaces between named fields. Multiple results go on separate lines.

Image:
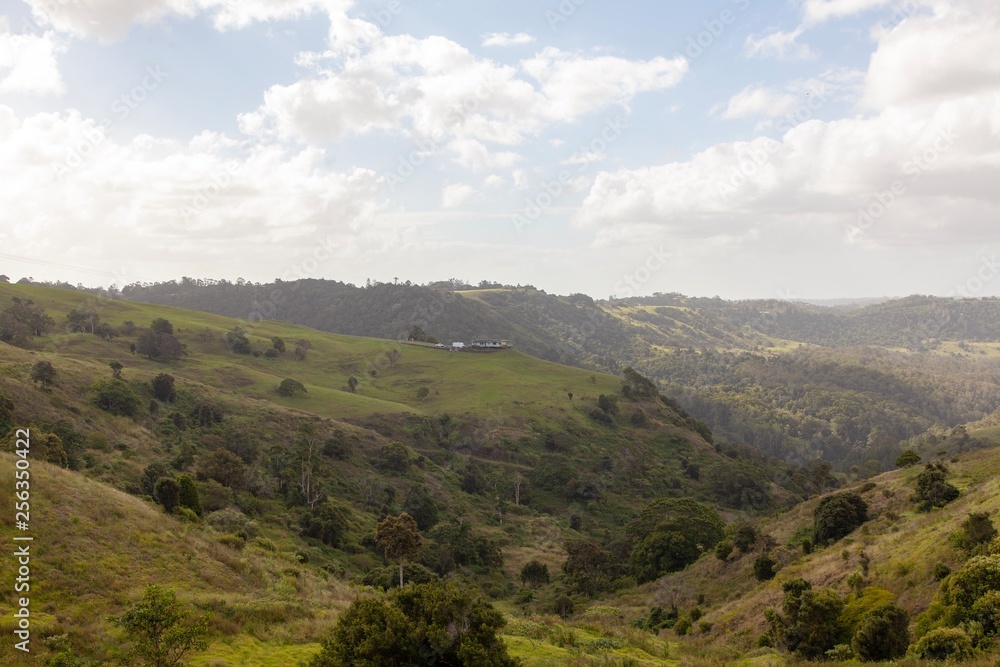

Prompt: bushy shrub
xmin=912 ymin=627 xmax=974 ymax=661
xmin=813 ymin=492 xmax=868 ymax=545
xmin=851 ymin=603 xmax=909 ymax=662
xmin=913 ymin=464 xmax=959 ymax=512
xmin=753 ymin=554 xmax=777 ymax=581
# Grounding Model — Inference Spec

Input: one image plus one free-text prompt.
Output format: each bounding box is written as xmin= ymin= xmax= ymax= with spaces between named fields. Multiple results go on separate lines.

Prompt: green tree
xmin=564 ymin=539 xmax=620 ymax=596
xmin=109 ymin=360 xmax=124 ymax=379
xmin=66 ymin=308 xmax=100 ymax=334
xmin=0 ymin=392 xmax=14 ymax=434
xmin=374 ymin=513 xmax=423 ymax=588
xmin=952 ymin=512 xmax=997 ymax=552
xmin=754 ymin=554 xmax=777 ymax=581
xmin=766 ymin=578 xmax=845 ymax=659
xmin=851 ymin=603 xmax=909 ymax=662
xmin=109 ymin=585 xmax=210 ymax=667
xmin=895 ymin=449 xmax=921 ymax=468
xmin=309 ymin=581 xmax=517 ymax=667
xmin=401 ymin=485 xmax=439 ymax=531
xmin=813 ymin=492 xmax=869 ymax=545
xmin=913 ymin=464 xmax=959 ymax=511
xmin=416 ymin=387 xmax=430 ymax=400
xmin=177 ymin=475 xmax=202 ymax=516
xmin=150 ymin=318 xmax=174 ymax=335
xmin=225 ymin=327 xmax=251 ymax=354
xmin=347 ymin=376 xmax=358 ymax=392
xmin=94 ymin=380 xmax=142 ymax=417
xmin=912 ymin=627 xmax=974 ymax=661
xmin=627 ymin=498 xmax=725 ymax=582
xmin=301 ymin=500 xmax=351 ymax=547
xmin=520 ymin=560 xmax=550 ymax=588
xmin=31 ymin=360 xmax=57 ymax=389
xmin=151 ymin=374 xmax=177 ymax=402
xmin=271 ymin=336 xmax=285 ymax=353
xmin=155 ymin=478 xmax=181 ymax=513
xmin=277 ymin=378 xmax=307 ymax=397
xmin=733 ymin=521 xmax=760 ymax=553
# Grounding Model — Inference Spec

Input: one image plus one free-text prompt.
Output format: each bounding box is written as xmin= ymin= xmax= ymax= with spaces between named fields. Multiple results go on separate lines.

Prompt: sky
xmin=0 ymin=0 xmax=997 ymax=300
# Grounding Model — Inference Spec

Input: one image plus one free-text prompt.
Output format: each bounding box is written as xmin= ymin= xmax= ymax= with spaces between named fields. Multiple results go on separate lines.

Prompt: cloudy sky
xmin=0 ymin=0 xmax=997 ymax=299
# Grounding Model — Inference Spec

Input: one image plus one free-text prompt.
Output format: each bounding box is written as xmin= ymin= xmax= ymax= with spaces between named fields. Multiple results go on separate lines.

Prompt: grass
xmin=0 ymin=283 xmax=623 ymax=424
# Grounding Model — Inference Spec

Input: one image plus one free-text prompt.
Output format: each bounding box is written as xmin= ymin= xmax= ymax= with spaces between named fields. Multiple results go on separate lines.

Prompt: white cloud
xmin=241 ymin=35 xmax=687 ymax=165
xmin=802 ymin=0 xmax=893 ymax=26
xmin=22 ymin=0 xmax=348 ymax=40
xmin=562 ymin=150 xmax=606 ymax=166
xmin=862 ymin=2 xmax=1000 ymax=108
xmin=441 ymin=183 xmax=474 ymax=208
xmin=743 ymin=27 xmax=815 ymax=60
xmin=0 ymin=27 xmax=66 ymax=95
xmin=481 ymin=32 xmax=535 ymax=47
xmin=719 ymin=85 xmax=799 ymax=119
xmin=0 ymin=106 xmax=381 ymax=278
xmin=575 ymin=1 xmax=1000 ymax=251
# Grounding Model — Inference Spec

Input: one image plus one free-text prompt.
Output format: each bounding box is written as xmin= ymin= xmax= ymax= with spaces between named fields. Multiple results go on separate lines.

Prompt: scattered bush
xmin=913 ymin=463 xmax=959 ymax=512
xmin=753 ymin=554 xmax=777 ymax=581
xmin=813 ymin=492 xmax=869 ymax=545
xmin=277 ymin=378 xmax=307 ymax=397
xmin=912 ymin=627 xmax=974 ymax=661
xmin=520 ymin=560 xmax=550 ymax=588
xmin=93 ymin=380 xmax=142 ymax=417
xmin=851 ymin=603 xmax=909 ymax=661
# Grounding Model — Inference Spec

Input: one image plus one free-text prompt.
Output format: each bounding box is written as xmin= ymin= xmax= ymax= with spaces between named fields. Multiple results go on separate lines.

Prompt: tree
xmin=225 ymin=327 xmax=251 ymax=354
xmin=347 ymin=376 xmax=358 ymax=392
xmin=766 ymin=579 xmax=845 ymax=659
xmin=150 ymin=318 xmax=174 ymax=335
xmin=896 ymin=449 xmax=921 ymax=468
xmin=30 ymin=360 xmax=57 ymax=389
xmin=300 ymin=500 xmax=351 ymax=547
xmin=94 ymin=380 xmax=142 ymax=417
xmin=402 ymin=485 xmax=439 ymax=531
xmin=177 ymin=475 xmax=202 ymax=516
xmin=66 ymin=308 xmax=100 ymax=334
xmin=416 ymin=387 xmax=430 ymax=400
xmin=385 ymin=349 xmax=402 ymax=368
xmin=377 ymin=442 xmax=410 ymax=472
xmin=271 ymin=337 xmax=285 ymax=353
xmin=151 ymin=374 xmax=177 ymax=402
xmin=754 ymin=554 xmax=777 ymax=581
xmin=155 ymin=478 xmax=181 ymax=513
xmin=912 ymin=627 xmax=974 ymax=661
xmin=109 ymin=360 xmax=124 ymax=379
xmin=198 ymin=449 xmax=246 ymax=489
xmin=1 ymin=297 xmax=54 ymax=340
xmin=813 ymin=492 xmax=869 ymax=545
xmin=627 ymin=498 xmax=726 ymax=582
xmin=564 ymin=539 xmax=621 ymax=596
xmin=309 ymin=581 xmax=516 ymax=667
xmin=733 ymin=522 xmax=760 ymax=553
xmin=109 ymin=585 xmax=210 ymax=667
xmin=374 ymin=514 xmax=423 ymax=588
xmin=277 ymin=378 xmax=307 ymax=397
xmin=520 ymin=560 xmax=550 ymax=588
xmin=953 ymin=512 xmax=997 ymax=552
xmin=913 ymin=464 xmax=960 ymax=511
xmin=851 ymin=603 xmax=909 ymax=662
xmin=137 ymin=330 xmax=182 ymax=361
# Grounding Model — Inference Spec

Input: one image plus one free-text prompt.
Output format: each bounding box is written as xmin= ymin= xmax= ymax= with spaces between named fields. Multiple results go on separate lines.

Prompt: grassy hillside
xmin=596 ymin=446 xmax=1000 ymax=665
xmin=115 ymin=279 xmax=1000 ymax=474
xmin=0 ymin=282 xmax=775 ymax=665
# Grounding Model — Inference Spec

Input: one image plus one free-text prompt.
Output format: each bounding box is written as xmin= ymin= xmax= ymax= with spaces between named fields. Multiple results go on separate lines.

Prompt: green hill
xmin=0 ymin=282 xmax=763 ymax=665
